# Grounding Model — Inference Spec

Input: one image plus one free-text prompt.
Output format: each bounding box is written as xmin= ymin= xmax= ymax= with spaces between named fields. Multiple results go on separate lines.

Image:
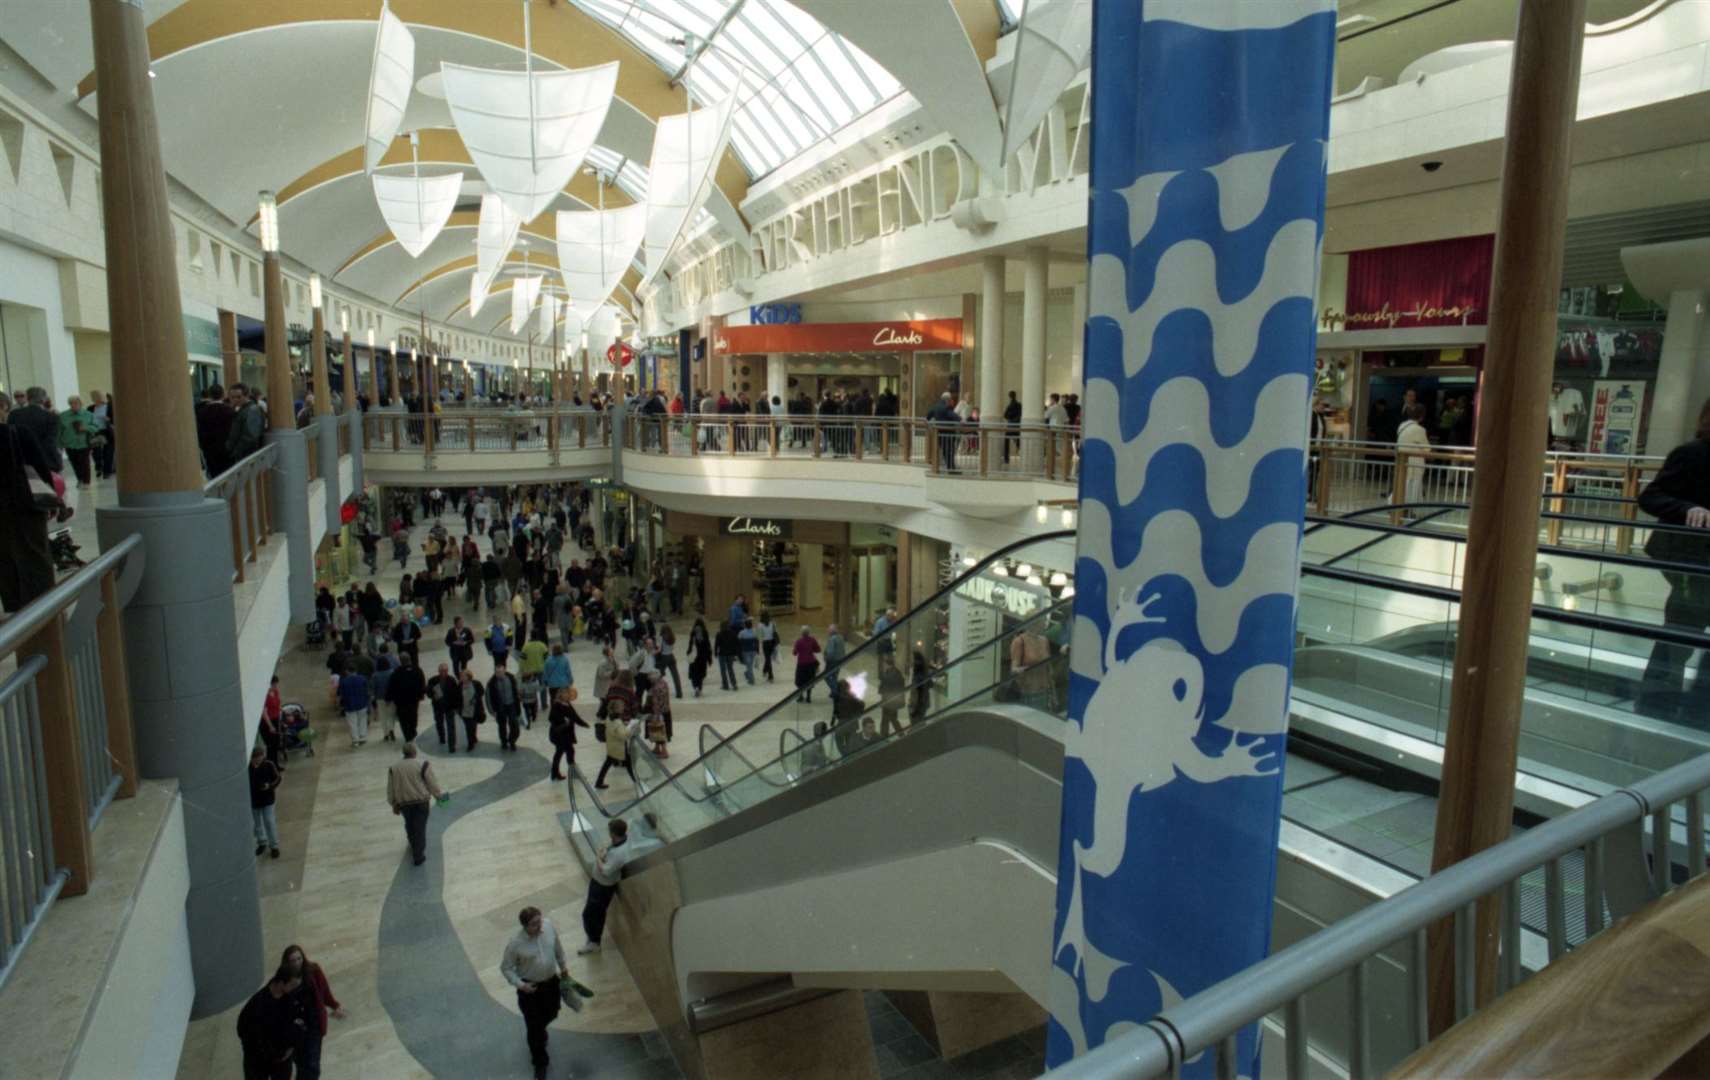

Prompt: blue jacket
xmin=337 ymin=672 xmax=370 ymax=712
xmin=543 ymin=653 xmax=572 ymax=689
xmin=728 ymin=602 xmax=746 ymax=629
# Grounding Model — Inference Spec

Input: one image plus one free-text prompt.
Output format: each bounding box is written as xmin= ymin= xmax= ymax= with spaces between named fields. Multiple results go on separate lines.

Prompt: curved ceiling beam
xmin=270 ymin=129 xmax=638 ymax=216
xmin=81 ymin=0 xmax=750 ymax=212
xmin=334 ymin=213 xmax=559 ymax=280
xmin=432 ymin=262 xmax=643 ymax=324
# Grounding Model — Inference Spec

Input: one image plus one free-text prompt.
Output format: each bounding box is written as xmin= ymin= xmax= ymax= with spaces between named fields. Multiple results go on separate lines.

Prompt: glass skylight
xmin=569 ymin=0 xmax=905 ymax=177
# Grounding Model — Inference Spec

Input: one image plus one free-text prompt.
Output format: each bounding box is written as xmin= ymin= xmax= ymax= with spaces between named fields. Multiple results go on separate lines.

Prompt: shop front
xmin=1317 ymin=234 xmax=1493 ymax=447
xmin=944 ymin=544 xmax=1074 ymax=707
xmin=665 ymin=510 xmax=853 ymax=628
xmin=712 ymin=318 xmax=966 ymax=416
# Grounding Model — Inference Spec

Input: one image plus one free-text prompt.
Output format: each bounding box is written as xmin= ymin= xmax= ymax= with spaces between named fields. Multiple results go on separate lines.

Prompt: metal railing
xmin=620 ymin=413 xmax=1083 ymax=482
xmin=1044 ymin=749 xmax=1710 ymax=1080
xmin=1311 ymin=440 xmax=1664 ymax=551
xmin=204 ymin=443 xmax=277 ymax=585
xmin=361 ymin=409 xmax=612 ymax=453
xmin=0 ymin=534 xmax=145 ymax=993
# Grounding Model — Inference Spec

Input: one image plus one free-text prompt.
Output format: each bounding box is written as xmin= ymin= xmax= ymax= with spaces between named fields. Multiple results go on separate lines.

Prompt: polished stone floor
xmin=171 ymin=502 xmax=896 ymax=1078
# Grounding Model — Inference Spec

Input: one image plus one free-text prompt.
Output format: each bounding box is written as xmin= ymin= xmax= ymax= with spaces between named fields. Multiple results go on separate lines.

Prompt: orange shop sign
xmin=714 ymin=319 xmax=964 ymax=355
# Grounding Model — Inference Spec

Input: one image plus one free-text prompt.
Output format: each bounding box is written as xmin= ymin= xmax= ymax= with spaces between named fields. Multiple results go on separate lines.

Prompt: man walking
xmin=392 ymin=614 xmax=422 ymax=667
xmin=337 ymin=665 xmax=371 ymax=747
xmin=487 ymin=659 xmax=523 ymax=750
xmin=387 ymin=655 xmax=427 ymax=744
xmin=445 ymin=615 xmax=475 ymax=676
xmin=500 ymin=906 xmax=571 ymax=1080
xmin=385 ymin=742 xmax=445 ymax=867
xmin=248 ymin=746 xmax=281 ymax=860
xmin=427 ymin=662 xmax=460 ymax=749
xmin=226 ymin=383 xmax=266 ymax=464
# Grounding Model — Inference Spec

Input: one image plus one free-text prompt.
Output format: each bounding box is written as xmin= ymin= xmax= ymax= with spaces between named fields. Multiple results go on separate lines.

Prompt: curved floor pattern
xmin=377 ymin=742 xmax=680 ymax=1079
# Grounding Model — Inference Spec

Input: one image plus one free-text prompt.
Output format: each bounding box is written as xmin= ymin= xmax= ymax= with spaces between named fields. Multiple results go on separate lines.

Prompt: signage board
xmin=715 ymin=319 xmax=964 ymax=356
xmin=1336 ymin=233 xmax=1495 ymax=331
xmin=749 ymin=303 xmax=803 ymax=325
xmin=722 ymin=515 xmax=792 ymax=539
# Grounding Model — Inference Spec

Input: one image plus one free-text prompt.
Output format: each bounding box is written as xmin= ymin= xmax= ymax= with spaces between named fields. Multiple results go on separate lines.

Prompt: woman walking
xmin=792 ymin=626 xmax=822 ymax=703
xmin=686 ymin=618 xmax=712 ymax=697
xmin=280 ymin=944 xmax=344 ymax=1080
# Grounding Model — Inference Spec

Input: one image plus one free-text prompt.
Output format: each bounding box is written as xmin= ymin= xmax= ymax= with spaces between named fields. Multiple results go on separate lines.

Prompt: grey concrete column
xmin=979 ymin=254 xmax=1004 ymax=422
xmin=269 ymin=428 xmax=316 ymax=623
xmin=96 ymin=494 xmax=263 ymax=1017
xmin=318 ymin=415 xmax=341 ymax=535
xmin=1644 ymin=289 xmax=1707 ymax=453
xmin=1021 ymin=246 xmax=1048 ymax=422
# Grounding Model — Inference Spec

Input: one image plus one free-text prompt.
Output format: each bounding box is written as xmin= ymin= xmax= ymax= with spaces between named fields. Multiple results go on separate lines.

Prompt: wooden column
xmin=90 ymin=0 xmax=204 ymax=495
xmin=310 ymin=303 xmax=332 ymax=417
xmin=1427 ymin=0 xmax=1587 ymax=1032
xmin=386 ymin=350 xmax=399 ymax=407
xmin=263 ymin=253 xmax=292 ymax=431
xmin=217 ymin=309 xmax=240 ymax=389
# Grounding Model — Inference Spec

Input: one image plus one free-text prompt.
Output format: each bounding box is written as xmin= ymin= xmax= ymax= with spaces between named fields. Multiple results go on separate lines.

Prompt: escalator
xmin=560 ymin=513 xmax=1710 ymax=1074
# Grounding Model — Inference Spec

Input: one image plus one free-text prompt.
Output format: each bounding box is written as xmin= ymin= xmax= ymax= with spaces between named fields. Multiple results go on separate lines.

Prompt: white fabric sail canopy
xmin=538 ymin=292 xmax=560 ymax=337
xmin=586 ymin=304 xmax=623 ymax=363
xmin=469 ymin=272 xmax=490 ymax=319
xmin=473 ymin=193 xmax=524 ymax=308
xmin=999 ymin=0 xmax=1093 ymax=163
xmin=440 ymin=60 xmax=619 ymax=223
xmin=639 ymin=95 xmax=737 ymax=290
xmin=370 ymin=171 xmax=463 ymax=258
xmin=509 ymin=274 xmax=543 ymax=334
xmin=363 ymin=1 xmax=415 ymax=172
xmin=556 ymin=204 xmax=646 ymax=322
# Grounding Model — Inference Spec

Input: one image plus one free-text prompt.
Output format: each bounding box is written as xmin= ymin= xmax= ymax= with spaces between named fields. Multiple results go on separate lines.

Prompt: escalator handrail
xmin=594 ymin=599 xmax=1072 ymax=820
xmin=1304 ymin=508 xmax=1710 ymax=580
xmin=661 ymin=598 xmax=1069 ymax=803
xmin=1323 ymin=496 xmax=1706 ymax=539
xmin=1302 ymin=560 xmax=1710 ymax=652
xmin=597 ymin=528 xmax=1075 ymax=797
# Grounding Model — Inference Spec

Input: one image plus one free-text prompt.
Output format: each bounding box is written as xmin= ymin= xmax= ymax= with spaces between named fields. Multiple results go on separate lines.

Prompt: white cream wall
xmin=0 ymin=240 xmax=80 ymax=396
xmin=0 ymin=80 xmax=523 ymax=404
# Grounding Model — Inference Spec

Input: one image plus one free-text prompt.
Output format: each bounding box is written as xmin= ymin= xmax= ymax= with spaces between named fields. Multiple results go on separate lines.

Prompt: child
xmin=519 ymin=668 xmax=542 ymax=732
xmin=647 ymin=676 xmax=672 ymax=758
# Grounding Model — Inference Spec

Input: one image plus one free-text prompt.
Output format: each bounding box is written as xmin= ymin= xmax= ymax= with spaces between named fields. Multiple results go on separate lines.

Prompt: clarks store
xmin=709 ymin=318 xmax=967 ymax=417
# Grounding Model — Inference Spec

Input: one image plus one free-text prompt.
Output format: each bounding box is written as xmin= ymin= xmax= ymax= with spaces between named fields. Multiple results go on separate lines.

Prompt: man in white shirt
xmin=500 ymin=906 xmax=571 ymax=1080
xmin=1042 ymin=393 xmax=1069 ymax=427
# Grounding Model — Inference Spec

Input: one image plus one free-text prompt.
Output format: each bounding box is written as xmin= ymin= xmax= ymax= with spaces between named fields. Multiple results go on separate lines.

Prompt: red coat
xmin=308 ymin=962 xmax=341 ymax=1035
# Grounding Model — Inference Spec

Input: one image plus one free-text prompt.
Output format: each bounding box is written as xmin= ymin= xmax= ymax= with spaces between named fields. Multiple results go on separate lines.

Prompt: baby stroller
xmin=280 ymin=702 xmax=316 ymax=757
xmin=303 ymin=618 xmax=328 ymax=650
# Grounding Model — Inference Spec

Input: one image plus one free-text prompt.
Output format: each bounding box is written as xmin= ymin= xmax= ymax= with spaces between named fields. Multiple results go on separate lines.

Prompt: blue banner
xmin=1048 ymin=2 xmax=1336 ymax=1073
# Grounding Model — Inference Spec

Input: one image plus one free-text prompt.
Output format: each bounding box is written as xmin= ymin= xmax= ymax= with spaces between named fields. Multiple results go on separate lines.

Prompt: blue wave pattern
xmin=1047 ymin=4 xmax=1336 ymax=1075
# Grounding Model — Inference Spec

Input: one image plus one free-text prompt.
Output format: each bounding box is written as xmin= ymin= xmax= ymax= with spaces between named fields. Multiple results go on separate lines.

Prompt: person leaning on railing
xmin=0 ymin=393 xmax=60 ymax=612
xmin=1635 ymin=398 xmax=1710 ymax=727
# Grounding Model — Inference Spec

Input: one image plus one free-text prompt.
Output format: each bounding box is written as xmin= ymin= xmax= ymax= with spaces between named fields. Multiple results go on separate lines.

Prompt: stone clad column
xmin=979 ymin=254 xmax=1004 ymax=422
xmin=87 ymin=0 xmax=262 ymax=1016
xmin=261 ymin=197 xmax=315 ymax=623
xmin=343 ymin=322 xmax=363 ymax=495
xmin=1020 ymin=246 xmax=1048 ymax=423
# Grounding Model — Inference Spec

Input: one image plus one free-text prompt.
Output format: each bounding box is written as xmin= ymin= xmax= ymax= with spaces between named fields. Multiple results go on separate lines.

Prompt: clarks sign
xmin=722 ymin=516 xmax=792 ymax=538
xmin=714 ymin=319 xmax=963 ymax=356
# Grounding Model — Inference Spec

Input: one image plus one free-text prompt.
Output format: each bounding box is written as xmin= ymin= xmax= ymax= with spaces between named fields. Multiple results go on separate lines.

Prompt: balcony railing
xmin=0 ymin=534 xmax=145 ymax=992
xmin=361 ymin=408 xmax=613 ymax=453
xmin=619 ymin=413 xmax=1083 ymax=481
xmin=1044 ymin=748 xmax=1710 ymax=1080
xmin=204 ymin=444 xmax=278 ymax=585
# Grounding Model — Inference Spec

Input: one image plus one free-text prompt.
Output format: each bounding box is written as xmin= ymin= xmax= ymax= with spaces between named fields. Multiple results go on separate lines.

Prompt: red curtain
xmin=1345 ymin=234 xmax=1494 ymax=329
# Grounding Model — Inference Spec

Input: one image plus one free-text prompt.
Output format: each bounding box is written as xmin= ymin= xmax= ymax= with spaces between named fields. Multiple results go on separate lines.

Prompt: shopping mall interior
xmin=3 ymin=1 xmax=1710 ymax=1078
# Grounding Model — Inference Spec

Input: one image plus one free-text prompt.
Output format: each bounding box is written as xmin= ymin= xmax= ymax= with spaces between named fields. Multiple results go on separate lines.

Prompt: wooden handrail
xmin=1390 ymin=874 xmax=1710 ymax=1079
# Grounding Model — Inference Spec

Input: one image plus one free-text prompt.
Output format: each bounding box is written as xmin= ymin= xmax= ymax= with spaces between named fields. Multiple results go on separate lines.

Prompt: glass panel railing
xmin=567 ymin=530 xmax=1076 ymax=832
